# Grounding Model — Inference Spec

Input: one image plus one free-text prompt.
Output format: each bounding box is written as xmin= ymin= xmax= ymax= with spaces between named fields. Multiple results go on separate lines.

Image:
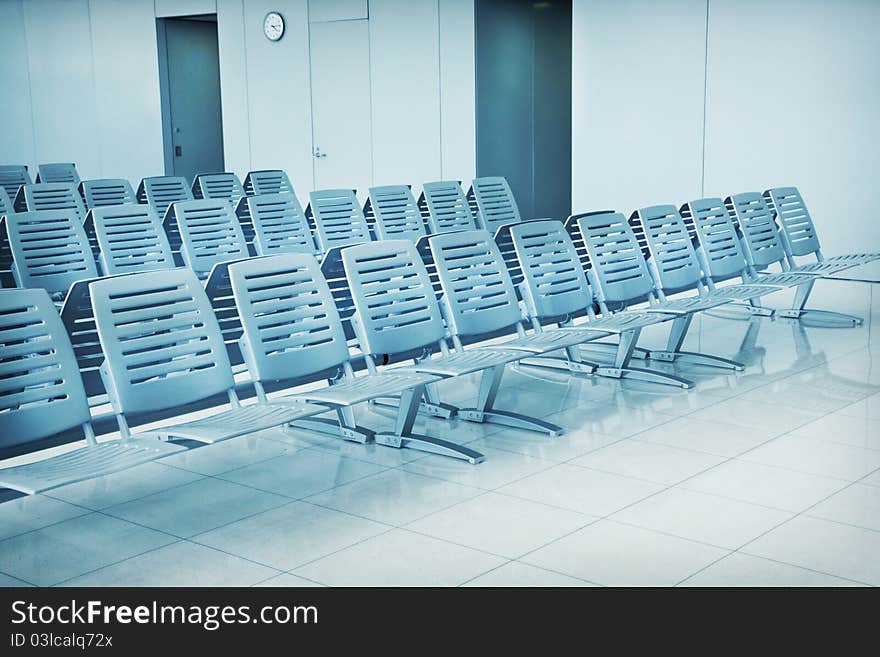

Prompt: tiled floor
xmin=1 ymin=282 xmax=879 ymax=586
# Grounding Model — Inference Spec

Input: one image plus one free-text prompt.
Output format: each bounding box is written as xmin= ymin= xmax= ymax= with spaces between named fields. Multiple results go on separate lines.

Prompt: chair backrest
xmin=14 ymin=183 xmax=87 ymax=222
xmin=0 ymin=288 xmax=91 ymax=448
xmin=310 ymin=188 xmax=371 ymax=252
xmin=7 ymin=210 xmax=97 ymax=295
xmin=343 ymin=240 xmax=446 ymax=356
xmin=36 ymin=162 xmax=80 ymax=185
xmin=137 ymin=176 xmax=194 ymax=217
xmin=91 ymin=268 xmax=234 ymax=415
xmin=726 ymin=192 xmax=787 ymax=269
xmin=0 ymin=165 xmax=31 ymax=199
xmin=203 ymin=257 xmax=253 ymax=367
xmin=574 ymin=211 xmax=657 ymax=306
xmin=248 ymin=192 xmax=314 ymax=256
xmin=0 ymin=186 xmax=11 ymax=218
xmin=170 ymin=199 xmax=249 ymax=275
xmin=681 ymin=198 xmax=749 ymax=282
xmin=510 ymin=219 xmax=593 ymax=320
xmin=764 ymin=186 xmax=821 ymax=259
xmin=230 ymin=253 xmax=351 ymax=384
xmin=470 ymin=176 xmax=522 ymax=234
xmin=420 ymin=180 xmax=477 ymax=234
xmin=192 ymin=172 xmax=245 ymax=207
xmin=243 ymin=169 xmax=293 ymax=196
xmin=79 ymin=178 xmax=136 ymax=209
xmin=368 ymin=185 xmax=427 ymax=242
xmin=429 ymin=229 xmax=523 ymax=338
xmin=632 ymin=205 xmax=703 ymax=293
xmin=91 ymin=204 xmax=175 ymax=276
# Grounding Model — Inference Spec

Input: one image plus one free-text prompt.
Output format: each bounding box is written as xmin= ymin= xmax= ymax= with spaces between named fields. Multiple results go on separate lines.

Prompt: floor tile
xmin=463 ymin=561 xmax=595 ymax=587
xmin=522 ymin=520 xmax=728 ymax=586
xmin=738 ymin=435 xmax=880 ymax=481
xmin=635 ymin=415 xmax=778 ymax=457
xmin=193 ymin=501 xmax=388 ymax=570
xmin=688 ymin=398 xmax=823 ymax=434
xmin=679 ymin=552 xmax=864 ymax=587
xmin=218 ymin=450 xmax=386 ymax=499
xmin=832 ymin=393 xmax=880 ymax=421
xmin=47 ymin=462 xmax=203 ymax=510
xmin=571 ymin=440 xmax=725 ymax=485
xmin=305 ymin=469 xmax=483 ymax=526
xmin=613 ymin=488 xmax=792 ymax=549
xmin=407 ymin=492 xmax=594 ymax=558
xmin=61 ymin=541 xmax=278 ymax=586
xmin=790 ymin=412 xmax=880 ymax=451
xmin=0 ymin=513 xmax=175 ymax=586
xmin=742 ymin=515 xmax=880 ymax=585
xmin=0 ymin=572 xmax=33 ymax=587
xmin=159 ymin=434 xmax=297 ymax=476
xmin=254 ymin=573 xmax=324 ymax=587
xmin=681 ymin=459 xmax=850 ymax=512
xmin=0 ymin=494 xmax=89 ymax=541
xmin=862 ymin=470 xmax=880 ymax=487
xmin=475 ymin=422 xmax=622 ymax=462
xmin=805 ymin=483 xmax=880 ymax=532
xmin=104 ymin=478 xmax=290 ymax=538
xmin=294 ymin=529 xmax=505 ymax=586
xmin=498 ymin=463 xmax=664 ymax=517
xmin=402 ymin=443 xmax=554 ymax=490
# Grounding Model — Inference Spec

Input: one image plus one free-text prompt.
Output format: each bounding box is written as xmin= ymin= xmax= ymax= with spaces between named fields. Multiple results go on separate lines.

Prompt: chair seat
xmin=828 ymin=253 xmax=880 ymax=265
xmin=706 ymin=284 xmax=781 ymax=300
xmin=294 ymin=371 xmax=441 ymax=407
xmin=395 ymin=348 xmax=525 ymax=378
xmin=585 ymin=311 xmax=673 ymax=333
xmin=791 ymin=260 xmax=857 ymax=275
xmin=485 ymin=327 xmax=609 ymax=354
xmin=753 ymin=271 xmax=823 ymax=287
xmin=646 ymin=295 xmax=729 ymax=314
xmin=0 ymin=440 xmax=186 ymax=495
xmin=138 ymin=401 xmax=325 ymax=444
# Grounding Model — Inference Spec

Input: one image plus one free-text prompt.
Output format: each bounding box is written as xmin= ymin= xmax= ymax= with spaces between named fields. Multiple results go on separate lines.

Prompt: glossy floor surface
xmin=1 ymin=282 xmax=879 ymax=587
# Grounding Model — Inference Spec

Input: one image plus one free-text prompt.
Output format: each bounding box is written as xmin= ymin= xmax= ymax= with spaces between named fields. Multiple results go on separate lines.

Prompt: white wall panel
xmin=22 ymin=0 xmax=101 ymax=179
xmin=90 ymin=0 xmax=164 ymax=182
xmin=439 ymin=0 xmax=475 ymax=183
xmin=243 ymin=0 xmax=314 ymax=191
xmin=0 ymin=0 xmax=35 ymax=169
xmin=216 ymin=0 xmax=251 ymax=177
xmin=571 ymin=0 xmax=706 ymax=215
xmin=308 ymin=0 xmax=367 ymax=22
xmin=704 ymin=0 xmax=880 ymax=254
xmin=369 ymin=0 xmax=442 ymax=188
xmin=154 ymin=0 xmax=216 ymax=18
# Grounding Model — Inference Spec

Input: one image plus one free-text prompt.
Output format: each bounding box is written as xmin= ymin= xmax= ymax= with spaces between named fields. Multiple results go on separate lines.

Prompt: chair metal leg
xmin=374 ymin=385 xmax=484 ymax=464
xmin=645 ymin=315 xmax=745 ymax=371
xmin=593 ymin=328 xmax=694 ymax=388
xmin=704 ymin=300 xmax=775 ymax=320
xmin=290 ymin=408 xmax=374 ymax=444
xmin=578 ymin=340 xmax=650 ymax=361
xmin=368 ymin=382 xmax=458 ymax=419
xmin=515 ymin=345 xmax=597 ymax=377
xmin=777 ymin=279 xmax=863 ymax=327
xmin=457 ymin=365 xmax=564 ymax=437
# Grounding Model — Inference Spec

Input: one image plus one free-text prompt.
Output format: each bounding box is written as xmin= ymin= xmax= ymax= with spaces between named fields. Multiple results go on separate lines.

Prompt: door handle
xmin=175 ymin=146 xmax=182 ymax=157
xmin=314 ymin=147 xmax=327 ymax=159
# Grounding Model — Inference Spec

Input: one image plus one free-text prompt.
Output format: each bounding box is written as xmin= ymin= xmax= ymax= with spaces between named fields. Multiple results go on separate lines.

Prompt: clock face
xmin=264 ymin=12 xmax=284 ymax=41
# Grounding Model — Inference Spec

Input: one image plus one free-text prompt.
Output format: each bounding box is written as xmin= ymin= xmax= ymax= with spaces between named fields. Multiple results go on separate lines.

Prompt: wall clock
xmin=264 ymin=12 xmax=285 ymax=42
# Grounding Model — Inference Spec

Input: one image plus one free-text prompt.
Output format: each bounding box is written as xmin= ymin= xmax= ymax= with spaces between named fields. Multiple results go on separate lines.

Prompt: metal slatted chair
xmin=510 ymin=219 xmax=687 ymax=386
xmin=343 ymin=239 xmax=561 ymax=438
xmin=310 ymin=188 xmax=372 ymax=252
xmin=35 ymin=163 xmax=80 ymax=185
xmin=0 ymin=165 xmax=31 ymax=199
xmin=13 ymin=182 xmax=87 ymax=223
xmin=419 ymin=180 xmax=478 ymax=234
xmin=764 ymin=186 xmax=879 ymax=266
xmin=7 ymin=209 xmax=97 ymax=301
xmin=247 ymin=192 xmax=315 ymax=256
xmin=192 ymin=171 xmax=245 ymax=206
xmin=469 ymin=176 xmax=522 ymax=234
xmin=726 ymin=192 xmax=861 ymax=327
xmin=169 ymin=199 xmax=249 ymax=278
xmin=243 ymin=169 xmax=294 ymax=196
xmin=0 ymin=187 xmax=14 ymax=287
xmin=136 ymin=175 xmax=194 ymax=219
xmin=573 ymin=211 xmax=745 ymax=375
xmin=90 ymin=204 xmax=175 ymax=276
xmin=79 ymin=178 xmax=136 ymax=209
xmin=368 ymin=185 xmax=427 ymax=242
xmin=0 ymin=288 xmax=184 ymax=494
xmin=228 ymin=254 xmax=476 ymax=460
xmin=90 ymin=268 xmax=325 ymax=444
